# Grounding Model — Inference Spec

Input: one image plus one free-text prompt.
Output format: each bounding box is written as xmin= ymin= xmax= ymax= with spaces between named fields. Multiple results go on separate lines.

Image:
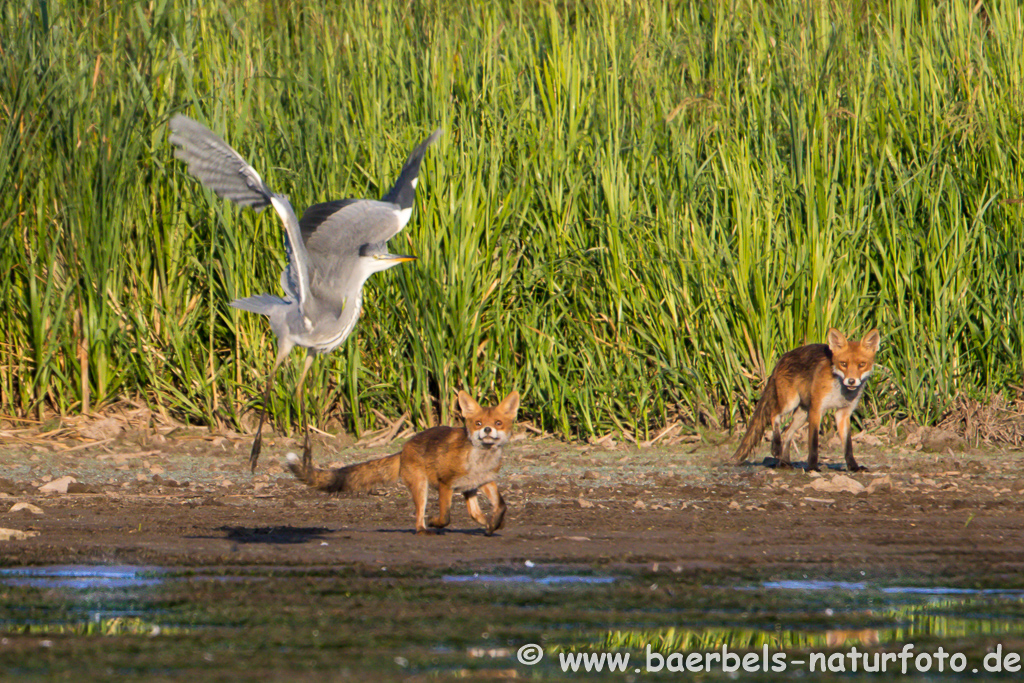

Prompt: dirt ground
xmin=3 ymin=427 xmax=1024 ymax=582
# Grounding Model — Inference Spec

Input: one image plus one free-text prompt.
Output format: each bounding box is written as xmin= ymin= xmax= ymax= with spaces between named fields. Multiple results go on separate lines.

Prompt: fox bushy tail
xmin=286 ymin=452 xmax=401 ymax=492
xmin=733 ymin=376 xmax=779 ymax=463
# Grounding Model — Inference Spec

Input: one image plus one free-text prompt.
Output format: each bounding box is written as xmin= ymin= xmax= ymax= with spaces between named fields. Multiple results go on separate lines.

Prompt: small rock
xmin=577 ymin=498 xmax=595 ymax=509
xmin=919 ymin=427 xmax=964 ymax=453
xmin=0 ymin=528 xmax=39 ymax=541
xmin=80 ymin=417 xmax=123 ymax=441
xmin=581 ymin=470 xmax=603 ymax=480
xmin=9 ymin=502 xmax=44 ymax=515
xmin=853 ymin=433 xmax=883 ymax=446
xmin=728 ymin=501 xmax=742 ymax=510
xmin=805 ymin=475 xmax=865 ymax=495
xmin=865 ymin=475 xmax=892 ymax=495
xmin=38 ymin=476 xmax=78 ymax=494
xmin=633 ymin=500 xmax=647 ymax=510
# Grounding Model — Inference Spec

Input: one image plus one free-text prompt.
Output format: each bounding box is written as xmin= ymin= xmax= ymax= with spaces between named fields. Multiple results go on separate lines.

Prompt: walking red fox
xmin=733 ymin=329 xmax=880 ymax=471
xmin=287 ymin=390 xmax=520 ymax=535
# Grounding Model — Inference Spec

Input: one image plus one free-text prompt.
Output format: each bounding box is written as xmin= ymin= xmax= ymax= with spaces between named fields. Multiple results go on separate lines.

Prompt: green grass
xmin=1 ymin=0 xmax=1022 ymax=439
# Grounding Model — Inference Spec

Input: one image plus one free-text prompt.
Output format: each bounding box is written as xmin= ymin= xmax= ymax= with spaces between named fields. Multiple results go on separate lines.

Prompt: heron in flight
xmin=169 ymin=115 xmax=440 ymax=471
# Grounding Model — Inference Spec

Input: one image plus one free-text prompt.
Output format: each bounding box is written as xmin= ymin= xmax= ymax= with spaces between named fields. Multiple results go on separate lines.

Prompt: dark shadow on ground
xmin=737 ymin=457 xmax=851 ymax=471
xmin=209 ymin=526 xmax=333 ymax=544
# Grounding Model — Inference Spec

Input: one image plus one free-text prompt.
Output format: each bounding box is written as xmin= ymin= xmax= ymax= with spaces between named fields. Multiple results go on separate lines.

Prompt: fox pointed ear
xmin=458 ymin=391 xmax=482 ymax=417
xmin=861 ymin=328 xmax=881 ymax=352
xmin=499 ymin=391 xmax=520 ymax=418
xmin=827 ymin=328 xmax=848 ymax=352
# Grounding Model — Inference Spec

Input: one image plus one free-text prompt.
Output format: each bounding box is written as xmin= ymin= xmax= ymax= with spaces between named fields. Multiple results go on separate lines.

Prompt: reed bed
xmin=2 ymin=0 xmax=1021 ymax=439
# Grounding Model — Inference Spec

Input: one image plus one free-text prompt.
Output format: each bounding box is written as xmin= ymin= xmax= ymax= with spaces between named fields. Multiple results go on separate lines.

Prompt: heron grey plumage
xmin=169 ymin=115 xmax=440 ymax=471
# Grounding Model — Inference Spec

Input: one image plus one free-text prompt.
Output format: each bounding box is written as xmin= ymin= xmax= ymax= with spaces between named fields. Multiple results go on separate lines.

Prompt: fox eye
xmin=495 ymin=420 xmax=502 ymax=427
xmin=475 ymin=420 xmax=482 ymax=427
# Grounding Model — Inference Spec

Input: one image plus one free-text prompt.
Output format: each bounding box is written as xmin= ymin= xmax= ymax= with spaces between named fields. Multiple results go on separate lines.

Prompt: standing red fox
xmin=287 ymin=391 xmax=520 ymax=535
xmin=733 ymin=329 xmax=880 ymax=472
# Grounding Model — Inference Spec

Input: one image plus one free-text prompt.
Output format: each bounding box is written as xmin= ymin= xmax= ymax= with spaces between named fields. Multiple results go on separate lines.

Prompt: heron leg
xmin=250 ymin=349 xmax=288 ymax=473
xmin=297 ymin=351 xmax=316 ymax=468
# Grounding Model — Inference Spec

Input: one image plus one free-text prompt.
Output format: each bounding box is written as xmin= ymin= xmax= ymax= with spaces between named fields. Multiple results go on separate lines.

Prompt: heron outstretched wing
xmin=169 ymin=115 xmax=310 ymax=316
xmin=298 ymin=128 xmax=442 ymax=250
xmin=169 ymin=114 xmax=274 ymax=208
xmin=301 ymin=200 xmax=407 ymax=258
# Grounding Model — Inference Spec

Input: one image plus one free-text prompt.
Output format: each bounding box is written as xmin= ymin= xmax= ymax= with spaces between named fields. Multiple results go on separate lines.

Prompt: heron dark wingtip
xmin=381 ymin=127 xmax=442 ymax=208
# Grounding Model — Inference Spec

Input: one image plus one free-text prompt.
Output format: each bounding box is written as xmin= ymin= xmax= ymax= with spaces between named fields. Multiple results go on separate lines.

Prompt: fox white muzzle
xmin=836 ymin=369 xmax=872 ymax=389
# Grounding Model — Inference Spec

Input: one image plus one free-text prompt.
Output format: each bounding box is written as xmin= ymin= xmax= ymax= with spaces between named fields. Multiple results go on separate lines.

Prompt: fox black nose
xmin=482 ymin=426 xmax=492 ymax=434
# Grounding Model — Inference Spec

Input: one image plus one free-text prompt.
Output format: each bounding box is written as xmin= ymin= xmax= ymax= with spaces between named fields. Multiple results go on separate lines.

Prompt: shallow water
xmin=758 ymin=579 xmax=1024 ymax=596
xmin=1 ymin=564 xmax=1023 ymax=681
xmin=0 ymin=565 xmax=166 ymax=590
xmin=441 ymin=573 xmax=617 ymax=586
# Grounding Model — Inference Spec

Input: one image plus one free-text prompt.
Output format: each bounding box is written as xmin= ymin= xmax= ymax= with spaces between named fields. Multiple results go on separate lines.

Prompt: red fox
xmin=733 ymin=329 xmax=880 ymax=472
xmin=287 ymin=391 xmax=520 ymax=535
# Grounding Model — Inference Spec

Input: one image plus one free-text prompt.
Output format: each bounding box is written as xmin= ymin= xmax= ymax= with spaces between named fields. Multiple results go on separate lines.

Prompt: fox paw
xmin=486 ymin=511 xmax=507 ymax=535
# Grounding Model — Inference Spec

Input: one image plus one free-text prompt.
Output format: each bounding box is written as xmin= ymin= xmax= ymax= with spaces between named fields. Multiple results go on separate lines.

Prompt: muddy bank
xmin=2 ymin=435 xmax=1023 ymax=581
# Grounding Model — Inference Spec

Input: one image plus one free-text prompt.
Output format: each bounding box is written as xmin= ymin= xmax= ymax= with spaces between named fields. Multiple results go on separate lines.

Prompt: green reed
xmin=1 ymin=0 xmax=1021 ymax=438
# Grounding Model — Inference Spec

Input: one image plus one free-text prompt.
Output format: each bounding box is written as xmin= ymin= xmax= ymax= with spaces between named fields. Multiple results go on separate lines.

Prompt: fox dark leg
xmin=806 ymin=406 xmax=822 ymax=472
xmin=429 ymin=483 xmax=453 ymax=528
xmin=464 ymin=490 xmax=489 ymax=527
xmin=403 ymin=471 xmax=433 ymax=535
xmin=835 ymin=407 xmax=865 ymax=472
xmin=771 ymin=414 xmax=793 ymax=468
xmin=780 ymin=409 xmax=807 ymax=467
xmin=480 ymin=481 xmax=507 ymax=535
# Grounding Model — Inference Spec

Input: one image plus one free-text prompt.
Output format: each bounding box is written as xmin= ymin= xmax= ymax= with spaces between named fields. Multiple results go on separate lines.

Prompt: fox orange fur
xmin=288 ymin=391 xmax=520 ymax=535
xmin=733 ymin=329 xmax=880 ymax=472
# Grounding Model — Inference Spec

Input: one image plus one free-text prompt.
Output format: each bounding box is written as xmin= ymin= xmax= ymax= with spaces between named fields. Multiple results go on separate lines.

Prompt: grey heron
xmin=169 ymin=115 xmax=440 ymax=471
